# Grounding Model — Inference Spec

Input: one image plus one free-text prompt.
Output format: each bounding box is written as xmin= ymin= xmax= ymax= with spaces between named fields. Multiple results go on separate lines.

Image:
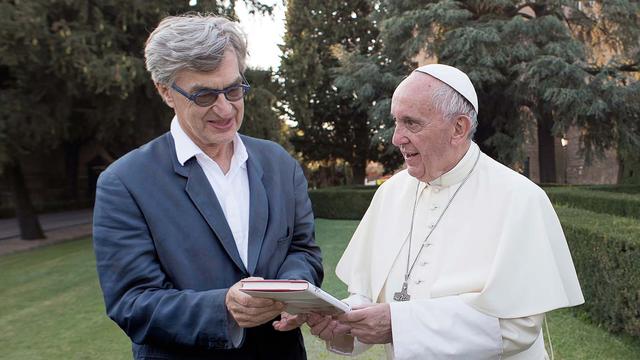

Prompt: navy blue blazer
xmin=93 ymin=132 xmax=323 ymax=359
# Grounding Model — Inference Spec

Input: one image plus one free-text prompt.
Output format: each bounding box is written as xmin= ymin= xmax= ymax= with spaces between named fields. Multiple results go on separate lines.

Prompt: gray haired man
xmin=93 ymin=14 xmax=323 ymax=359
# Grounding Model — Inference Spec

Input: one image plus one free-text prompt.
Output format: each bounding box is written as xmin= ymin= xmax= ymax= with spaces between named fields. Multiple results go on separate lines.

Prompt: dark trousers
xmin=132 ymin=323 xmax=307 ymax=360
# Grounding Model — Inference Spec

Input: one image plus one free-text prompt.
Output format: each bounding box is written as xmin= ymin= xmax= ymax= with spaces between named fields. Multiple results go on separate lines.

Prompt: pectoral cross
xmin=393 ymin=281 xmax=411 ymax=301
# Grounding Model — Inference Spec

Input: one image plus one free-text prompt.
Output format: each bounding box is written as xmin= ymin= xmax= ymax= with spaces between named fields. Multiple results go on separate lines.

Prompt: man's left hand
xmin=336 ymin=303 xmax=392 ymax=344
xmin=272 ymin=312 xmax=307 ymax=331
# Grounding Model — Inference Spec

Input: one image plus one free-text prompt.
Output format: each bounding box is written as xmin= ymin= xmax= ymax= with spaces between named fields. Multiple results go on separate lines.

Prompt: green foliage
xmin=0 ymin=0 xmax=185 ymax=160
xmin=0 ymin=0 xmax=278 ymax=237
xmin=241 ymin=69 xmax=288 ymax=146
xmin=0 ymin=0 xmax=275 ymax=162
xmin=332 ymin=0 xmax=640 ymax=179
xmin=618 ymin=150 xmax=640 ymax=185
xmin=279 ymin=0 xmax=382 ymax=183
xmin=584 ymin=184 xmax=640 ymax=194
xmin=556 ymin=205 xmax=640 ymax=339
xmin=308 ymin=186 xmax=376 ymax=219
xmin=545 ymin=187 xmax=640 ymax=220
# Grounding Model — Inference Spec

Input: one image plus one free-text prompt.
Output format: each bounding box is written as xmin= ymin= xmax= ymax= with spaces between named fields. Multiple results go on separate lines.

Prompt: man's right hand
xmin=306 ymin=313 xmax=352 ymax=340
xmin=225 ymin=277 xmax=285 ymax=328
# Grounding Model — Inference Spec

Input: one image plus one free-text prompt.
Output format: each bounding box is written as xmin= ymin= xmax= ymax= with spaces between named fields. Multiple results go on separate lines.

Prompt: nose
xmin=211 ymin=95 xmax=235 ymax=117
xmin=392 ymin=125 xmax=409 ymax=147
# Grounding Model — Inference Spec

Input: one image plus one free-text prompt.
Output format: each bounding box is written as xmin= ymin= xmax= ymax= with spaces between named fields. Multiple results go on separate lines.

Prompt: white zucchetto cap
xmin=414 ymin=64 xmax=479 ymax=114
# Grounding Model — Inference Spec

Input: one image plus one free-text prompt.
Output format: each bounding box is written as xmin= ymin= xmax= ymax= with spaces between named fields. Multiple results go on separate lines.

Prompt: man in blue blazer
xmin=93 ymin=14 xmax=323 ymax=359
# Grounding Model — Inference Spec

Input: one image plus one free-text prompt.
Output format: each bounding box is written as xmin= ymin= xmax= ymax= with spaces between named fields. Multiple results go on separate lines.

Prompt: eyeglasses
xmin=171 ymin=77 xmax=251 ymax=107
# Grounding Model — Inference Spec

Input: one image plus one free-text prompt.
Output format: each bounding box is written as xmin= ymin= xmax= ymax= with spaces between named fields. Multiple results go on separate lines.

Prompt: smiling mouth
xmin=207 ymin=118 xmax=233 ymax=128
xmin=404 ymin=152 xmax=419 ymax=159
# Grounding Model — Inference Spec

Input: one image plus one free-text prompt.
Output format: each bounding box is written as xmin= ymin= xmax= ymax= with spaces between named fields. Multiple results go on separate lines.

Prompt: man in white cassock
xmin=305 ymin=64 xmax=585 ymax=359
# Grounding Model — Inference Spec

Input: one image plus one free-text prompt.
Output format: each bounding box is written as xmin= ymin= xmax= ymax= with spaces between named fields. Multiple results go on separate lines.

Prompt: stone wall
xmin=523 ymin=123 xmax=618 ymax=184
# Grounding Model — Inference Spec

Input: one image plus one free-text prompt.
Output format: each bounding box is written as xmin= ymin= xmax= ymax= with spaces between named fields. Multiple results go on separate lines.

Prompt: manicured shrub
xmin=308 ymin=186 xmax=376 ymax=219
xmin=556 ymin=205 xmax=640 ymax=339
xmin=583 ymin=184 xmax=640 ymax=195
xmin=545 ymin=187 xmax=640 ymax=220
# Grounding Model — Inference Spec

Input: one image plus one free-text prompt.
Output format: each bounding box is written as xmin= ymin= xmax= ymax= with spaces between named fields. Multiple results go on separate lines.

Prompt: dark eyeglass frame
xmin=170 ymin=77 xmax=251 ymax=107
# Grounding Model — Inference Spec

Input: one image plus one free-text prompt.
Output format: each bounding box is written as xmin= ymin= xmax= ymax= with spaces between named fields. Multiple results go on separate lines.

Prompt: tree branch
xmin=582 ymin=61 xmax=640 ymax=75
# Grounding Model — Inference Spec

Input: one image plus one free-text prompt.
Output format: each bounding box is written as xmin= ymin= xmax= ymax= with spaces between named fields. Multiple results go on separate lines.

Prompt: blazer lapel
xmin=182 ymin=157 xmax=248 ymax=274
xmin=245 ymin=149 xmax=268 ymax=275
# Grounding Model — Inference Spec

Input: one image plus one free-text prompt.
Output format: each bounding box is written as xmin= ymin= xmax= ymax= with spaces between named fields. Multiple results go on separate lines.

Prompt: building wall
xmin=523 ymin=123 xmax=619 ymax=185
xmin=563 ymin=126 xmax=619 ymax=184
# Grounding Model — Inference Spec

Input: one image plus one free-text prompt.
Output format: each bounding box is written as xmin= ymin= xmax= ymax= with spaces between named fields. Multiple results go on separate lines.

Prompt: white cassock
xmin=333 ymin=142 xmax=584 ymax=359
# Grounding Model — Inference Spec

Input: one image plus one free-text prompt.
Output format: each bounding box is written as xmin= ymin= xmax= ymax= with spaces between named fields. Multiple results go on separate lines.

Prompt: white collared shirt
xmin=171 ymin=117 xmax=250 ymax=268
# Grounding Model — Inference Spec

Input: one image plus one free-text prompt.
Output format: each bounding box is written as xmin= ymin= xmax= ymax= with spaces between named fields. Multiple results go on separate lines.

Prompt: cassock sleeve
xmin=500 ymin=314 xmax=544 ymax=356
xmin=390 ymin=296 xmax=544 ymax=359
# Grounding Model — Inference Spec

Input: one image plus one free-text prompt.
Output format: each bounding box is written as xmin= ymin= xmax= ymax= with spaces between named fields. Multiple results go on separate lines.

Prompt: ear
xmin=155 ymin=82 xmax=176 ymax=109
xmin=451 ymin=114 xmax=471 ymax=145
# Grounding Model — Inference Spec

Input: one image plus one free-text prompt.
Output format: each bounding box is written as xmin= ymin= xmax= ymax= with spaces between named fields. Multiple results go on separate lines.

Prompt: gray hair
xmin=144 ymin=14 xmax=248 ymax=85
xmin=432 ymin=83 xmax=478 ymax=140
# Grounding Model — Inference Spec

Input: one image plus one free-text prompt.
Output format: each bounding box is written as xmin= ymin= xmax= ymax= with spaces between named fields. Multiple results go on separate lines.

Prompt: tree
xmin=279 ymin=0 xmax=379 ymax=184
xmin=343 ymin=0 xmax=639 ymax=183
xmin=0 ymin=0 xmax=271 ymax=239
xmin=562 ymin=1 xmax=640 ymax=183
xmin=242 ymin=68 xmax=289 ymax=146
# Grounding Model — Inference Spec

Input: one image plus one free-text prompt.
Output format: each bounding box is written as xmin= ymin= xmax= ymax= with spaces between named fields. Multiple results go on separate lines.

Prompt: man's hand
xmin=336 ymin=303 xmax=392 ymax=344
xmin=225 ymin=277 xmax=285 ymax=328
xmin=272 ymin=312 xmax=307 ymax=331
xmin=306 ymin=313 xmax=352 ymax=341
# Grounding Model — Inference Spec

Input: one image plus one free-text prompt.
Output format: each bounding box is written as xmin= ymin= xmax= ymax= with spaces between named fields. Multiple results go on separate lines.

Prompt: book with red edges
xmin=240 ymin=279 xmax=351 ymax=316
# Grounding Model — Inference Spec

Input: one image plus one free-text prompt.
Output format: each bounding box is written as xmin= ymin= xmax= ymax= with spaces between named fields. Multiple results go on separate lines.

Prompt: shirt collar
xmin=170 ymin=116 xmax=248 ymax=169
xmin=419 ymin=142 xmax=480 ymax=190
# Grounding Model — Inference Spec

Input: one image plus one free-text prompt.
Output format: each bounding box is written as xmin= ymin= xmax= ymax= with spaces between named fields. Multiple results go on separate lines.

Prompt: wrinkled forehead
xmin=391 ymin=73 xmax=441 ymax=113
xmin=395 ymin=72 xmax=444 ymax=96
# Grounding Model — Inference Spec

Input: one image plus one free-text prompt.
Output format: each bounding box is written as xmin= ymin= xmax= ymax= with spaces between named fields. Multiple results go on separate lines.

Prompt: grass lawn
xmin=0 ymin=219 xmax=639 ymax=359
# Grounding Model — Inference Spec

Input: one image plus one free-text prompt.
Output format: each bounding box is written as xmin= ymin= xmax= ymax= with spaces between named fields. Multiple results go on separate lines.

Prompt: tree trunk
xmin=351 ymin=160 xmax=366 ymax=185
xmin=348 ymin=112 xmax=370 ymax=186
xmin=617 ymin=153 xmax=625 ymax=185
xmin=8 ymin=161 xmax=45 ymax=240
xmin=537 ymin=118 xmax=557 ymax=183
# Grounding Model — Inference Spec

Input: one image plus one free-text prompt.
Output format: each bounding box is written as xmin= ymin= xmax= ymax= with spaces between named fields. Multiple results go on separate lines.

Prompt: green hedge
xmin=309 ymin=186 xmax=376 ymax=219
xmin=583 ymin=184 xmax=640 ymax=195
xmin=556 ymin=205 xmax=640 ymax=339
xmin=545 ymin=187 xmax=640 ymax=220
xmin=310 ymin=185 xmax=640 ymax=220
